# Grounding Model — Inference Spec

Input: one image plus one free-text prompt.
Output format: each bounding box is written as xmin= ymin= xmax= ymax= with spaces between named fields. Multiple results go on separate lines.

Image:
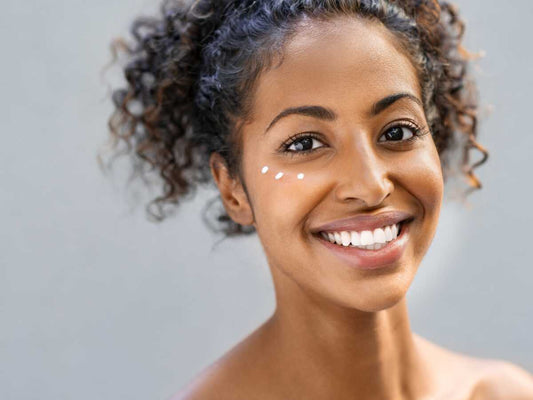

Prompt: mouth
xmin=313 ymin=218 xmax=413 ymax=270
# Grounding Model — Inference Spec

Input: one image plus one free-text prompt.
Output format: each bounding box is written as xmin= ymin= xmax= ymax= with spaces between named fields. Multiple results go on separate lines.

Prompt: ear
xmin=209 ymin=152 xmax=254 ymax=226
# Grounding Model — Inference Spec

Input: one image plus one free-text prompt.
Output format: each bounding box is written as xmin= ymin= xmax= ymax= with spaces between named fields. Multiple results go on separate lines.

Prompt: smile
xmin=315 ymin=219 xmax=412 ymax=270
xmin=319 ymin=221 xmax=403 ymax=250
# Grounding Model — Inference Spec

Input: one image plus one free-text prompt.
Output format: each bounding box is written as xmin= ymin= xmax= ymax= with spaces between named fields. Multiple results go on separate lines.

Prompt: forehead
xmin=248 ymin=15 xmax=421 ymax=123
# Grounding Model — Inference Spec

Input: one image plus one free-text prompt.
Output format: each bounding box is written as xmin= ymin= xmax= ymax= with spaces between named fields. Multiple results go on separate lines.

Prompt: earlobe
xmin=209 ymin=152 xmax=254 ymax=226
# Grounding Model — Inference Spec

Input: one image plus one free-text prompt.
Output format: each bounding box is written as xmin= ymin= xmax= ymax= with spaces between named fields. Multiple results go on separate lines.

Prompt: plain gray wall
xmin=1 ymin=1 xmax=532 ymax=399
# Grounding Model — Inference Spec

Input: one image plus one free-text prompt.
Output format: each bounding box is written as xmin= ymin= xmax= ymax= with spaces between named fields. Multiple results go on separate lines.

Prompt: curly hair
xmin=105 ymin=0 xmax=488 ymax=236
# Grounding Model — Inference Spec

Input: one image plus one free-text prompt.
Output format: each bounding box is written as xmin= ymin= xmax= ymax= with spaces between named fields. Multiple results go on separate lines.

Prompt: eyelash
xmin=279 ymin=122 xmax=429 ymax=156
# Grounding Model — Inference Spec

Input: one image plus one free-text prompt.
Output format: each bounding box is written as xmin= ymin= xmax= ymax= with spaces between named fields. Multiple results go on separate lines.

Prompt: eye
xmin=282 ymin=133 xmax=326 ymax=154
xmin=378 ymin=123 xmax=421 ymax=143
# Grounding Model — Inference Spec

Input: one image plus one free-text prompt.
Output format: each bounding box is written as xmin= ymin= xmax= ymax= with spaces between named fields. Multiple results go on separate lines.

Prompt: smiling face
xmin=212 ymin=15 xmax=444 ymax=312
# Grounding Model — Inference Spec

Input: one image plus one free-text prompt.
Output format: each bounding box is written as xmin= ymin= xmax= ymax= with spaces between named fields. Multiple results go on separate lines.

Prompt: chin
xmin=327 ymin=268 xmax=414 ymax=313
xmin=349 ymin=291 xmax=407 ymax=313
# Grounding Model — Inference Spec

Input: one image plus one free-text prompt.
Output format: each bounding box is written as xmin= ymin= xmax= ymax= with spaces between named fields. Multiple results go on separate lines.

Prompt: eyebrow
xmin=263 ymin=92 xmax=423 ymax=134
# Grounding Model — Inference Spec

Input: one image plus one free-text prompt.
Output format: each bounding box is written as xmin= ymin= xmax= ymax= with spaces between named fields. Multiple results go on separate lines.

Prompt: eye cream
xmin=275 ymin=172 xmax=284 ymax=180
xmin=261 ymin=166 xmax=269 ymax=174
xmin=297 ymin=173 xmax=304 ymax=180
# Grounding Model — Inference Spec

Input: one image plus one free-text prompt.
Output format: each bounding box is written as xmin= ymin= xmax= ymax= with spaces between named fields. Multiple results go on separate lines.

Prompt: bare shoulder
xmin=470 ymin=360 xmax=533 ymax=400
xmin=169 ymin=320 xmax=275 ymax=400
xmin=414 ymin=334 xmax=533 ymax=399
xmin=168 ymin=360 xmax=239 ymax=400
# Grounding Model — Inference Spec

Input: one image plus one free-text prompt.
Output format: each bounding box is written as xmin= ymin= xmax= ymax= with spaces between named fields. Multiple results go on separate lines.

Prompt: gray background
xmin=1 ymin=0 xmax=532 ymax=399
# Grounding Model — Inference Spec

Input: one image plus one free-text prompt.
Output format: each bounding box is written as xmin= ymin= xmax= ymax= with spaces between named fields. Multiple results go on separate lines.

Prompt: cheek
xmin=247 ymin=162 xmax=327 ymax=238
xmin=404 ymin=143 xmax=444 ymax=215
xmin=395 ymin=142 xmax=444 ymax=258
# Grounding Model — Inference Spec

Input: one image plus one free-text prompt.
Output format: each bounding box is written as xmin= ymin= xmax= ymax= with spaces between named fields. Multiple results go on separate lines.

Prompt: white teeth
xmin=350 ymin=231 xmax=361 ymax=246
xmin=341 ymin=231 xmax=351 ymax=246
xmin=373 ymin=228 xmax=386 ymax=244
xmin=320 ymin=222 xmax=404 ymax=249
xmin=360 ymin=231 xmax=373 ymax=246
xmin=384 ymin=226 xmax=393 ymax=241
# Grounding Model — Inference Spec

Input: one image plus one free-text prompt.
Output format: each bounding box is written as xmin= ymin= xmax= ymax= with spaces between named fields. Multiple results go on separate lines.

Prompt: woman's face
xmin=230 ymin=16 xmax=443 ymax=312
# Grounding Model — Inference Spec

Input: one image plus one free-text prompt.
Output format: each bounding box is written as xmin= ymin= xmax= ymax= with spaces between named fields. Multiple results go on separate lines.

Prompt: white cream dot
xmin=297 ymin=173 xmax=304 ymax=180
xmin=275 ymin=172 xmax=284 ymax=180
xmin=261 ymin=166 xmax=269 ymax=174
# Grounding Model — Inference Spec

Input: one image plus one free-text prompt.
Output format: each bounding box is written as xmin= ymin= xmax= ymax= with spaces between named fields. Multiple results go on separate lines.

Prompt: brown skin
xmin=174 ymin=16 xmax=533 ymax=400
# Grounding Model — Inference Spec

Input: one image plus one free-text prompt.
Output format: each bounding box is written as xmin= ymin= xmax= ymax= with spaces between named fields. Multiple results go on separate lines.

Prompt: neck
xmin=263 ymin=275 xmax=435 ymax=400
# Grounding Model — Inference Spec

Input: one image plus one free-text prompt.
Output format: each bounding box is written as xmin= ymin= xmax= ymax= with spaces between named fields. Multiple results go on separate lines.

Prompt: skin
xmin=175 ymin=15 xmax=533 ymax=400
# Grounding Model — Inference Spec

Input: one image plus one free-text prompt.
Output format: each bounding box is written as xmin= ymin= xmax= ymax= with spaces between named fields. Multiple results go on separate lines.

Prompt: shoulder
xmin=169 ymin=357 xmax=254 ymax=400
xmin=168 ymin=352 xmax=259 ymax=400
xmin=169 ymin=321 xmax=276 ymax=400
xmin=168 ymin=363 xmax=229 ymax=400
xmin=471 ymin=360 xmax=533 ymax=400
xmin=413 ymin=335 xmax=533 ymax=399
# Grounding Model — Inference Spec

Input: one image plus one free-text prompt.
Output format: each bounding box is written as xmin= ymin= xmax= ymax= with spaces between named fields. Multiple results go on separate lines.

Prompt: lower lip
xmin=315 ymin=221 xmax=411 ymax=270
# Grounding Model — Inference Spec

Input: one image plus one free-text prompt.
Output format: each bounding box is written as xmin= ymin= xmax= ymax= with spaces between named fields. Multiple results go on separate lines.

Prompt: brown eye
xmin=379 ymin=125 xmax=415 ymax=142
xmin=286 ymin=135 xmax=325 ymax=153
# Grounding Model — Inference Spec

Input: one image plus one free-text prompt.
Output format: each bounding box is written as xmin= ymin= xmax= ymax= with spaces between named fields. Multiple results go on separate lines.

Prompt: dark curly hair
xmin=104 ymin=0 xmax=488 ymax=236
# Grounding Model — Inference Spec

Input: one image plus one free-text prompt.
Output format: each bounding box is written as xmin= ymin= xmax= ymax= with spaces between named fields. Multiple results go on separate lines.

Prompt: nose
xmin=333 ymin=138 xmax=394 ymax=208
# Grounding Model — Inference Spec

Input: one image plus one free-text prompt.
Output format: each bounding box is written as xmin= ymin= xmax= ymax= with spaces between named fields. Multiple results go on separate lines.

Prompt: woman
xmin=107 ymin=0 xmax=533 ymax=398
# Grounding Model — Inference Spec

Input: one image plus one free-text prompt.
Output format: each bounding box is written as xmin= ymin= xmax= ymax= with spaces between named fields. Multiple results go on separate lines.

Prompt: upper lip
xmin=311 ymin=210 xmax=414 ymax=233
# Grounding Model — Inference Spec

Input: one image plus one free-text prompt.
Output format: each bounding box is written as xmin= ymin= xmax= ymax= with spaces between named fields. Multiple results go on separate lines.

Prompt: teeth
xmin=341 ymin=231 xmax=351 ymax=246
xmin=320 ymin=222 xmax=403 ymax=249
xmin=384 ymin=226 xmax=393 ymax=241
xmin=360 ymin=231 xmax=373 ymax=245
xmin=391 ymin=224 xmax=398 ymax=238
xmin=373 ymin=228 xmax=386 ymax=244
xmin=350 ymin=231 xmax=361 ymax=246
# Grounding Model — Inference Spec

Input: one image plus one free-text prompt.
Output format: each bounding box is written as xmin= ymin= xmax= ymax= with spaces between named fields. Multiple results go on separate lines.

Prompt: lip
xmin=314 ymin=219 xmax=412 ymax=270
xmin=311 ymin=210 xmax=413 ymax=233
